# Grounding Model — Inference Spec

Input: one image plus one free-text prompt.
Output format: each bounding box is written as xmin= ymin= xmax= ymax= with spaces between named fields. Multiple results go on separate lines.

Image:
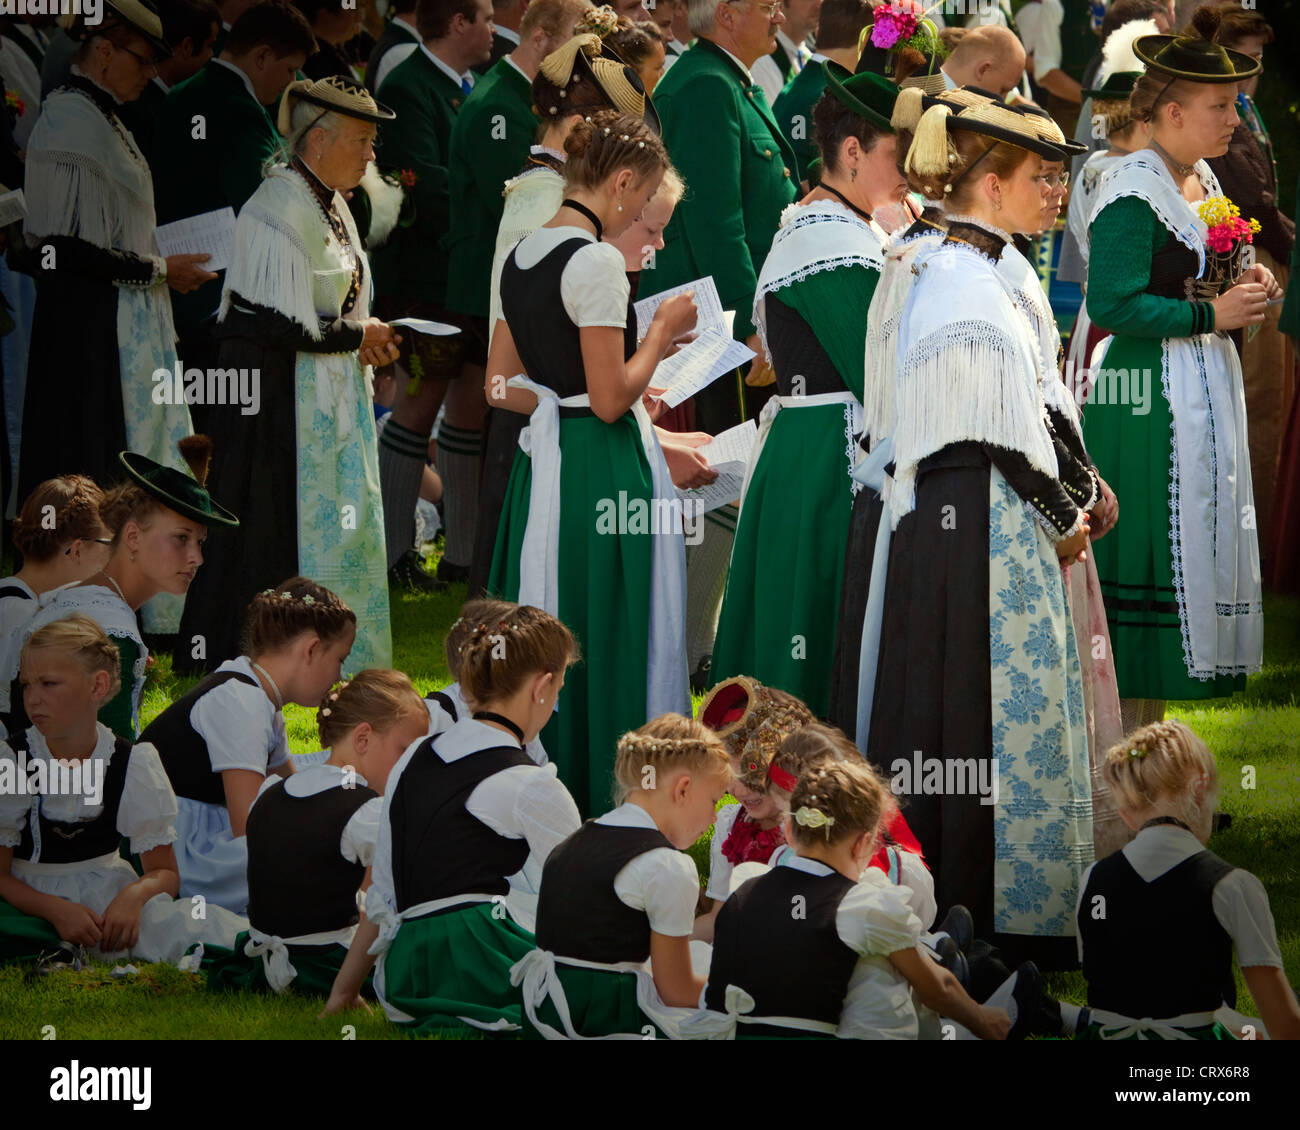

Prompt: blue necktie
xmin=461 ymin=76 xmax=473 ymax=96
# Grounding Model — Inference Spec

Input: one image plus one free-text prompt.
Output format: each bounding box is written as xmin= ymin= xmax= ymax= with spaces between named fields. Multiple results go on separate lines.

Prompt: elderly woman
xmin=17 ymin=0 xmax=212 ymax=503
xmin=177 ymin=75 xmax=400 ymax=674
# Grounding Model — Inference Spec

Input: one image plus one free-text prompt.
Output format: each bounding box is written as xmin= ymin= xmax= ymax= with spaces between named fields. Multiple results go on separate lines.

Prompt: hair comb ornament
xmin=794 ymin=806 xmax=835 ymax=838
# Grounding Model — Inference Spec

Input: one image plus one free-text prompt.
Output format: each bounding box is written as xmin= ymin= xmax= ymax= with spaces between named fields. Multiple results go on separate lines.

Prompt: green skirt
xmin=202 ymin=932 xmax=361 ymax=996
xmin=0 ymin=897 xmax=61 ymax=964
xmin=1081 ymin=334 xmax=1244 ymax=701
xmin=524 ymin=964 xmax=665 ymax=1040
xmin=488 ymin=413 xmax=654 ymax=816
xmin=379 ymin=901 xmax=535 ymax=1037
xmin=711 ymin=403 xmax=856 ymax=716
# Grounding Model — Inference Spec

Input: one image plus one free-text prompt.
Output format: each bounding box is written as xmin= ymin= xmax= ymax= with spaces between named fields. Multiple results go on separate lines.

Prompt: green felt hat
xmin=1133 ymin=32 xmax=1260 ymax=83
xmin=824 ymin=64 xmax=900 ymax=133
xmin=1082 ymin=70 xmax=1144 ymax=101
xmin=118 ymin=448 xmax=239 ymax=529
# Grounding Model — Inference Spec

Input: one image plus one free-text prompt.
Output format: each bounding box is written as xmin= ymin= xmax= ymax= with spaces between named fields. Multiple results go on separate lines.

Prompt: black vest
xmin=246 ymin=777 xmax=379 ymax=937
xmin=388 ymin=736 xmax=534 ymax=911
xmin=11 ymin=728 xmax=135 ymax=864
xmin=141 ymin=670 xmax=261 ymax=804
xmin=1079 ymin=848 xmax=1237 ymax=1016
xmin=706 ymin=865 xmax=859 ymax=1033
xmin=536 ymin=821 xmax=676 ymax=964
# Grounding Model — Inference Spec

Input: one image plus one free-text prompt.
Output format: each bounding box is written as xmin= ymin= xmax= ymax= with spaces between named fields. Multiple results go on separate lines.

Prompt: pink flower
xmin=870 ymin=6 xmax=917 ymax=49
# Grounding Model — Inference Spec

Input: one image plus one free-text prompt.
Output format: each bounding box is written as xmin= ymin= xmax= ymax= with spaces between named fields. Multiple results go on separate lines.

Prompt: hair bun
xmin=1188 ymin=4 xmax=1222 ymax=40
xmin=564 ymin=118 xmax=594 ymax=159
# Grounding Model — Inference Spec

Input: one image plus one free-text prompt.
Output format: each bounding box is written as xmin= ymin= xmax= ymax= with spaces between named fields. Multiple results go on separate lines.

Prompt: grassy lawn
xmin=2 ymin=562 xmax=1296 ymax=1039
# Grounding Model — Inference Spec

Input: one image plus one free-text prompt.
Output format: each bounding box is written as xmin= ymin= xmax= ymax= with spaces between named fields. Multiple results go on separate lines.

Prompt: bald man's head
xmin=943 ymin=24 xmax=1026 ymax=99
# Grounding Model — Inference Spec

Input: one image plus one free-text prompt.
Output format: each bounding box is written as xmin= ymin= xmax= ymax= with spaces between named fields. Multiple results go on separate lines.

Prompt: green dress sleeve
xmin=771 ymin=263 xmax=881 ymax=403
xmin=1086 ymin=195 xmax=1212 ymax=338
xmin=99 ymin=635 xmax=140 ymax=741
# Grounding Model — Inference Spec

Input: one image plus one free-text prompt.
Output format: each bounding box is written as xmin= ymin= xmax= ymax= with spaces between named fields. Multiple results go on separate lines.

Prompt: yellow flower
xmin=1249 ymin=218 xmax=1262 ymax=234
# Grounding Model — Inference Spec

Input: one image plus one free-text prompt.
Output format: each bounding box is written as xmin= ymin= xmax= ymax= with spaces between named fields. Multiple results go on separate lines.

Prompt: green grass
xmin=2 ymin=552 xmax=1297 ymax=1038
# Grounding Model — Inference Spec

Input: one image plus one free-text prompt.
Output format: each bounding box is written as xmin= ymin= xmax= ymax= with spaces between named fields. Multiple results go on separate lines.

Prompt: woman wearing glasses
xmin=16 ymin=1 xmax=213 ymax=513
xmin=0 ymin=476 xmax=111 ymax=738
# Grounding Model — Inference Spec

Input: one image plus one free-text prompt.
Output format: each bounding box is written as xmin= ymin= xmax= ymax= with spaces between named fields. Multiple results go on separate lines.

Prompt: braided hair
xmin=1102 ymin=720 xmax=1218 ymax=826
xmin=563 ymin=108 xmax=668 ymax=191
xmin=456 ymin=604 xmax=578 ymax=707
xmin=612 ymin=713 xmax=729 ymax=805
xmin=21 ymin=614 xmax=123 ymax=699
xmin=787 ymin=759 xmax=887 ymax=848
xmin=241 ymin=576 xmax=356 ymax=658
xmin=316 ymin=668 xmax=427 ymax=749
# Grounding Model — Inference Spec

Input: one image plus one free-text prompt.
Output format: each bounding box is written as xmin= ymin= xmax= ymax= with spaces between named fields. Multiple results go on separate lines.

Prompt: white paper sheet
xmin=153 ymin=207 xmax=236 ymax=272
xmin=390 ymin=317 xmax=462 ymax=336
xmin=651 ymin=329 xmax=755 ymax=409
xmin=635 ymin=275 xmax=727 ymax=340
xmin=673 ymin=420 xmax=757 ymax=514
xmin=0 ymin=188 xmax=25 ymax=227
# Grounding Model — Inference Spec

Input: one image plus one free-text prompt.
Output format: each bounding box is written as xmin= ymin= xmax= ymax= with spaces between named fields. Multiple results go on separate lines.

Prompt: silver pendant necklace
xmin=251 ymin=662 xmax=284 ymax=710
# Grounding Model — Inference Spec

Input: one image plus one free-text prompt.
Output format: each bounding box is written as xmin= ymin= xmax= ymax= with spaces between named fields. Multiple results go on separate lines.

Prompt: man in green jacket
xmin=374 ymin=0 xmax=496 ymax=589
xmin=651 ymin=0 xmax=798 ymax=432
xmin=771 ymin=0 xmax=870 ymax=181
xmin=151 ymin=0 xmax=316 ymax=381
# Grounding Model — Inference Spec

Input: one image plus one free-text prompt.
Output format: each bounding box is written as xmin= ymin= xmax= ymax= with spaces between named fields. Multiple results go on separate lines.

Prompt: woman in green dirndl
xmin=354 ymin=608 xmax=582 ymax=1035
xmin=486 ymin=110 xmax=696 ymax=816
xmin=710 ymin=69 xmax=907 ymax=719
xmin=203 ymin=670 xmax=429 ymax=1000
xmin=1080 ymin=12 xmax=1277 ymax=728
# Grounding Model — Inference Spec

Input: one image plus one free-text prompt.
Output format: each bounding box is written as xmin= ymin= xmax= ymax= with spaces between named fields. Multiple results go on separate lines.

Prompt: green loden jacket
xmin=650 ymin=37 xmax=798 ymax=345
xmin=771 ymin=58 xmax=828 ymax=185
xmin=151 ymin=59 xmax=282 ymax=336
xmin=444 ymin=56 xmax=538 ymax=319
xmin=373 ymin=45 xmax=467 ymax=307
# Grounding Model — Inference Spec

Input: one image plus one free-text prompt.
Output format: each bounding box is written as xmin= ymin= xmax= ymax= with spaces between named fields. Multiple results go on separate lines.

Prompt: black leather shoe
xmin=933 ymin=935 xmax=970 ymax=989
xmin=436 ymin=558 xmax=470 ymax=584
xmin=389 ymin=550 xmax=447 ymax=592
xmin=690 ymin=656 xmax=712 ymax=695
xmin=935 ymin=904 xmax=974 ymax=955
xmin=1008 ymin=961 xmax=1064 ymax=1040
xmin=32 ymin=942 xmax=88 ymax=975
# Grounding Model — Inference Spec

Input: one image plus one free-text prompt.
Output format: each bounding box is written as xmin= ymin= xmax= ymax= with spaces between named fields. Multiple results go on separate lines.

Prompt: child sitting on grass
xmin=142 ymin=578 xmax=356 ymax=914
xmin=205 ymin=670 xmax=429 ymax=997
xmin=512 ymin=713 xmax=731 ymax=1038
xmin=0 ymin=616 xmax=244 ymax=966
xmin=1075 ymin=720 xmax=1300 ymax=1040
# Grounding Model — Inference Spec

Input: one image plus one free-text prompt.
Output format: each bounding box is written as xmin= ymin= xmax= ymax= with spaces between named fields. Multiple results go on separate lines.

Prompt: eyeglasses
xmin=727 ymin=0 xmax=784 ymax=17
xmin=1032 ymin=172 xmax=1070 ymax=190
xmin=64 ymin=537 xmax=114 ymax=556
xmin=113 ymin=40 xmax=165 ymax=67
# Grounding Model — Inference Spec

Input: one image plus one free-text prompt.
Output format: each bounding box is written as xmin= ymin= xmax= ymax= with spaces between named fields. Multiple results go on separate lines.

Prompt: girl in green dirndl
xmin=486 ymin=110 xmax=696 ymax=816
xmin=204 ymin=670 xmax=429 ymax=999
xmin=1079 ymin=12 xmax=1277 ymax=727
xmin=512 ymin=713 xmax=731 ymax=1039
xmin=356 ymin=607 xmax=582 ymax=1035
xmin=711 ymin=69 xmax=908 ymax=718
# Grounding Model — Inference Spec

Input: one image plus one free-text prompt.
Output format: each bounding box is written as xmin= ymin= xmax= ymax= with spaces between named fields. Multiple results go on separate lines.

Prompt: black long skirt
xmin=174 ymin=312 xmax=298 ymax=674
xmin=467 ymin=405 xmax=526 ymax=598
xmin=18 ymin=274 xmax=127 ymax=500
xmin=826 ymin=482 xmax=884 ymax=738
xmin=867 ymin=442 xmax=1076 ymax=970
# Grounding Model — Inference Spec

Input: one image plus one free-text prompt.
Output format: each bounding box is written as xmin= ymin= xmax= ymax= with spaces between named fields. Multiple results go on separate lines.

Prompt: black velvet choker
xmin=943 ymin=218 xmax=1009 ymax=261
xmin=1140 ymin=815 xmax=1193 ymax=834
xmin=473 ymin=711 xmax=525 ymax=745
xmin=561 ymin=198 xmax=603 ymax=242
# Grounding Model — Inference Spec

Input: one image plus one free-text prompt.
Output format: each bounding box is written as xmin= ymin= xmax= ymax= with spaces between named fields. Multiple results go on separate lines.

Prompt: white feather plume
xmin=1096 ymin=18 xmax=1159 ymax=89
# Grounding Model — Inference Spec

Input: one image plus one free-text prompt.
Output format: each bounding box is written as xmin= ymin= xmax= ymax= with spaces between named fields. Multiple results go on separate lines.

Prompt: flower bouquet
xmin=861 ymin=1 xmax=947 ymax=79
xmin=1191 ymin=194 xmax=1261 ymax=299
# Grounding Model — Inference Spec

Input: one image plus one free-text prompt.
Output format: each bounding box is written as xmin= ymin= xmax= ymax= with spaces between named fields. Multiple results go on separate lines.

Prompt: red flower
xmin=398 ymin=168 xmax=417 ymax=188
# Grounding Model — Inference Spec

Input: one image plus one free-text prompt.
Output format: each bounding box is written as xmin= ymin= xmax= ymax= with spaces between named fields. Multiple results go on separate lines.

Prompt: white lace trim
xmin=1161 ymin=337 xmax=1200 ymax=679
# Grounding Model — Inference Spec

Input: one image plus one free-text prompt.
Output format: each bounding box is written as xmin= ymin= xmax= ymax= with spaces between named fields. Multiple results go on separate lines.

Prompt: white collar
xmin=495 ymin=25 xmax=521 ymax=47
xmin=213 ymin=56 xmax=258 ymax=103
xmin=420 ymin=43 xmax=472 ymax=90
xmin=505 ymin=55 xmax=528 ymax=81
xmin=775 ymin=28 xmax=806 ymax=61
xmin=25 ymin=721 xmax=117 ymax=767
xmin=433 ymin=717 xmax=524 ymax=762
xmin=152 ymin=75 xmax=169 ymax=93
xmin=778 ymin=853 xmax=835 ymax=876
xmin=1120 ymin=822 xmax=1212 ymax=883
xmin=216 ymin=656 xmax=279 ymax=711
xmin=595 ymin=801 xmax=659 ymax=830
xmin=530 ymin=144 xmax=565 ymax=161
xmin=940 ymin=65 xmax=957 ymax=90
xmin=1 ymin=577 xmax=37 ymax=599
xmin=393 ymin=14 xmax=421 ymax=41
xmin=281 ymin=761 xmax=369 ymax=798
xmin=808 ymin=52 xmax=828 ymax=64
xmin=716 ymin=42 xmax=752 ymax=82
xmin=69 ymin=63 xmax=121 ymax=105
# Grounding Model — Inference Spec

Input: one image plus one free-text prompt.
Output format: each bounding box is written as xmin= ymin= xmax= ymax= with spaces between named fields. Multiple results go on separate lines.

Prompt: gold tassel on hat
xmin=891 ymin=86 xmax=926 ymax=134
xmin=276 ymin=78 xmax=314 ymax=137
xmin=906 ymin=103 xmax=952 ymax=178
xmin=539 ymin=33 xmax=602 ymax=88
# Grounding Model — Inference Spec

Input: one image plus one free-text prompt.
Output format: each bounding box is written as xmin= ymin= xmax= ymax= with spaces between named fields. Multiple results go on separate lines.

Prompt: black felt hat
xmin=118 ymin=446 xmax=239 ymax=529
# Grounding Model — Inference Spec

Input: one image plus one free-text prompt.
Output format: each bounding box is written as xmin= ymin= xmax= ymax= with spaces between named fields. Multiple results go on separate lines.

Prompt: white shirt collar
xmin=595 ymin=801 xmax=659 ymax=829
xmin=495 ymin=25 xmax=521 ymax=46
xmin=24 ymin=721 xmax=116 ymax=766
xmin=420 ymin=43 xmax=473 ymax=90
xmin=393 ymin=14 xmax=421 ymax=41
xmin=716 ymin=43 xmax=752 ymax=83
xmin=775 ymin=28 xmax=806 ymax=62
xmin=280 ymin=761 xmax=369 ymax=798
xmin=530 ymin=144 xmax=565 ymax=161
xmin=505 ymin=55 xmax=528 ymax=81
xmin=1121 ymin=822 xmax=1210 ymax=883
xmin=213 ymin=56 xmax=258 ymax=103
xmin=778 ymin=853 xmax=835 ymax=876
xmin=940 ymin=64 xmax=957 ymax=90
xmin=152 ymin=75 xmax=169 ymax=93
xmin=434 ymin=717 xmax=523 ymax=762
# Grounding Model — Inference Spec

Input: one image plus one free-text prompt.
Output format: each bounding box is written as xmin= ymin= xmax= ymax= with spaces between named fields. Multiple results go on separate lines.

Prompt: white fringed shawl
xmin=889 ymin=243 xmax=1058 ymax=526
